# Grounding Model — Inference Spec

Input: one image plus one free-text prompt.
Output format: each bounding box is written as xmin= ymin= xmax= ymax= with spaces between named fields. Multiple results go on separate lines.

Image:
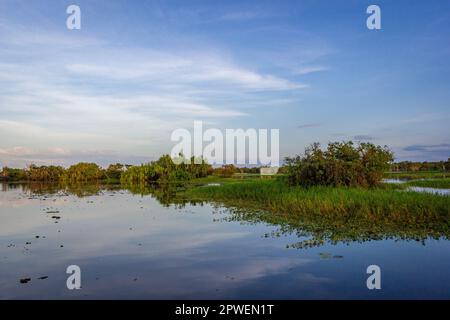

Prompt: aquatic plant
xmin=183 ymin=179 xmax=450 ymax=247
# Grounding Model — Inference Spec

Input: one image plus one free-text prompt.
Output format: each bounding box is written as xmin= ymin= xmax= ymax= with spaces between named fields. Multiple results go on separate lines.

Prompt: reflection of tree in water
xmin=15 ymin=181 xmax=201 ymax=207
xmin=123 ymin=182 xmax=204 ymax=208
xmin=18 ymin=182 xmax=121 ymax=198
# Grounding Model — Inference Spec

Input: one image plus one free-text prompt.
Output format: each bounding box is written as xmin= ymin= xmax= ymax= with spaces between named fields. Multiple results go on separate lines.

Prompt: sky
xmin=0 ymin=0 xmax=449 ymax=167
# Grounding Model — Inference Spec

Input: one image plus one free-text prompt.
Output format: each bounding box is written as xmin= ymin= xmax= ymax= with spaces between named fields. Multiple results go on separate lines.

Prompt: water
xmin=383 ymin=178 xmax=409 ymax=184
xmin=1 ymin=183 xmax=450 ymax=299
xmin=406 ymin=186 xmax=450 ymax=196
xmin=382 ymin=178 xmax=450 ymax=196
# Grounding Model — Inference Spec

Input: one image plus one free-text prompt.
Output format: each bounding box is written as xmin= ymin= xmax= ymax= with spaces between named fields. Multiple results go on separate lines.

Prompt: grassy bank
xmin=384 ymin=171 xmax=450 ymax=180
xmin=182 ymin=179 xmax=450 ymax=246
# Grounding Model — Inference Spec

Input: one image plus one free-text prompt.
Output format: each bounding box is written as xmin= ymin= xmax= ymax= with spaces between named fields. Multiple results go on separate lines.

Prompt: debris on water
xmin=51 ymin=216 xmax=61 ymax=219
xmin=319 ymin=252 xmax=332 ymax=259
xmin=25 ymin=242 xmax=31 ymax=245
xmin=333 ymin=255 xmax=344 ymax=259
xmin=35 ymin=236 xmax=40 ymax=239
xmin=20 ymin=278 xmax=31 ymax=284
xmin=60 ymin=245 xmax=64 ymax=248
xmin=37 ymin=276 xmax=48 ymax=280
xmin=47 ymin=211 xmax=60 ymax=214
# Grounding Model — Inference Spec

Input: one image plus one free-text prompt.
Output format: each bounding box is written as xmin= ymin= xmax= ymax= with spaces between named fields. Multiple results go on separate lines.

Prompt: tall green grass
xmin=183 ymin=179 xmax=450 ymax=246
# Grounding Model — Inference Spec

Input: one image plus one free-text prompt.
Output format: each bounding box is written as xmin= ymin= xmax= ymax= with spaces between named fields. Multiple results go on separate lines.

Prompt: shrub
xmin=285 ymin=141 xmax=393 ymax=187
xmin=213 ymin=164 xmax=237 ymax=177
xmin=105 ymin=163 xmax=126 ymax=180
xmin=0 ymin=167 xmax=28 ymax=181
xmin=62 ymin=163 xmax=105 ymax=182
xmin=27 ymin=165 xmax=65 ymax=181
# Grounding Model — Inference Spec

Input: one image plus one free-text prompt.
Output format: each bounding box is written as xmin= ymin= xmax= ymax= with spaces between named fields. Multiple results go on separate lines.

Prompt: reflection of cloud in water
xmin=33 ymin=255 xmax=315 ymax=299
xmin=0 ymin=185 xmax=320 ymax=298
xmin=3 ymin=184 xmax=450 ymax=299
xmin=0 ymin=191 xmax=68 ymax=236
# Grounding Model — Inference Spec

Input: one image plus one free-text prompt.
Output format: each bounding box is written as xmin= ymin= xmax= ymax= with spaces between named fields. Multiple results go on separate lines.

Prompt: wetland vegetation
xmin=1 ymin=142 xmax=449 ymax=298
xmin=1 ymin=141 xmax=448 ymax=244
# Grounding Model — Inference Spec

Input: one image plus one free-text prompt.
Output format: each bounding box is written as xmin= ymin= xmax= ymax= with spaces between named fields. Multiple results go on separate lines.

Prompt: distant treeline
xmin=0 ymin=163 xmax=127 ymax=183
xmin=1 ymin=142 xmax=449 ymax=186
xmin=0 ymin=155 xmax=256 ymax=183
xmin=390 ymin=159 xmax=450 ymax=172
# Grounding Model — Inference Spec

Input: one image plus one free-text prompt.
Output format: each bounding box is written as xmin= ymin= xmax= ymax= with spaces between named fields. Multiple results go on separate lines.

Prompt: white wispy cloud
xmin=65 ymin=52 xmax=306 ymax=91
xmin=293 ymin=65 xmax=329 ymax=75
xmin=0 ymin=8 xmax=313 ymax=167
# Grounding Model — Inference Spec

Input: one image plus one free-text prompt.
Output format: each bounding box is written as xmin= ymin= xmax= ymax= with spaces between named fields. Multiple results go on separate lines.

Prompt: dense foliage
xmin=120 ymin=155 xmax=212 ymax=184
xmin=0 ymin=165 xmax=65 ymax=181
xmin=61 ymin=163 xmax=105 ymax=182
xmin=285 ymin=141 xmax=394 ymax=187
xmin=105 ymin=163 xmax=127 ymax=180
xmin=27 ymin=165 xmax=65 ymax=181
xmin=213 ymin=164 xmax=237 ymax=177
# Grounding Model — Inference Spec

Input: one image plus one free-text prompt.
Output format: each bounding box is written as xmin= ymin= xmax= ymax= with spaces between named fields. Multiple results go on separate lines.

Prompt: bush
xmin=105 ymin=163 xmax=126 ymax=180
xmin=213 ymin=164 xmax=237 ymax=177
xmin=27 ymin=165 xmax=65 ymax=181
xmin=285 ymin=141 xmax=393 ymax=187
xmin=62 ymin=163 xmax=105 ymax=182
xmin=0 ymin=167 xmax=28 ymax=181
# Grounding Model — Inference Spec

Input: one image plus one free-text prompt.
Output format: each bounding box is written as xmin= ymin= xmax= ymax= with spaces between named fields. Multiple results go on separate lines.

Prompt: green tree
xmin=62 ymin=163 xmax=105 ymax=182
xmin=285 ymin=141 xmax=393 ymax=187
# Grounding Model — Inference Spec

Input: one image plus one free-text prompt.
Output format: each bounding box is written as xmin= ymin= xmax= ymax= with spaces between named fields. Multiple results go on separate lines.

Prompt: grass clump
xmin=183 ymin=179 xmax=450 ymax=246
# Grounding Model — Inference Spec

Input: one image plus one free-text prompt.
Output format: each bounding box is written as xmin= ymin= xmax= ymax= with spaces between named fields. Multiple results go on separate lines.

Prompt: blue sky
xmin=0 ymin=0 xmax=449 ymax=167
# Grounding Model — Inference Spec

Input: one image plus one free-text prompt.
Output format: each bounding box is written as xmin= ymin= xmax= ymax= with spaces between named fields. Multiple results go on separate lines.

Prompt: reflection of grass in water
xmin=182 ymin=179 xmax=450 ymax=248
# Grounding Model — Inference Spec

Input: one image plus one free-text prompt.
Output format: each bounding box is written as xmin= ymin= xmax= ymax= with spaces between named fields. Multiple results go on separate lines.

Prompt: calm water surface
xmin=1 ymin=183 xmax=449 ymax=299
